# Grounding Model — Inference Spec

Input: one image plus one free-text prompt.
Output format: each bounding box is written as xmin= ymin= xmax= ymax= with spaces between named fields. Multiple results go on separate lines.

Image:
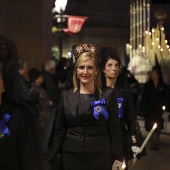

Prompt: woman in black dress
xmin=50 ymin=43 xmax=123 ymax=170
xmin=140 ymin=67 xmax=169 ymax=150
xmin=0 ymin=35 xmax=42 ymax=170
xmin=100 ymin=47 xmax=145 ymax=169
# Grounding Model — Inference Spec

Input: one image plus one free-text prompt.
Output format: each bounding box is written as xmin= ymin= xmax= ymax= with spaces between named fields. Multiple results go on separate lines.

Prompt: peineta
xmin=72 ymin=43 xmax=101 ymax=61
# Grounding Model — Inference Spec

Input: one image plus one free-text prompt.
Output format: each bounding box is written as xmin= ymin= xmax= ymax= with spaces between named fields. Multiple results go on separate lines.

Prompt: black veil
xmin=0 ymin=35 xmax=23 ymax=105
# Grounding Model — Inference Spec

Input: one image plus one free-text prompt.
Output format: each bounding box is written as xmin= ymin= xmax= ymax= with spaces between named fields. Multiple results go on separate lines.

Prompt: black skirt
xmin=62 ymin=151 xmax=112 ymax=170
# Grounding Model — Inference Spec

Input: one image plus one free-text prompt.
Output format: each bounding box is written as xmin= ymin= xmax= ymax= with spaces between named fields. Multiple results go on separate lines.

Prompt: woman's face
xmin=35 ymin=75 xmax=44 ymax=86
xmin=76 ymin=58 xmax=98 ymax=86
xmin=150 ymin=70 xmax=159 ymax=81
xmin=103 ymin=58 xmax=120 ymax=78
xmin=0 ymin=73 xmax=4 ymax=105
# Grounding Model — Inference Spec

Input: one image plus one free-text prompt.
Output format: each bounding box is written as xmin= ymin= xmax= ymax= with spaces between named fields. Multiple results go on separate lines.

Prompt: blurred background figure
xmin=18 ymin=56 xmax=40 ymax=151
xmin=140 ymin=66 xmax=169 ymax=150
xmin=0 ymin=35 xmax=42 ymax=170
xmin=41 ymin=60 xmax=60 ymax=151
xmin=122 ymin=67 xmax=140 ymax=112
xmin=42 ymin=60 xmax=60 ymax=108
xmin=54 ymin=57 xmax=72 ymax=95
xmin=29 ymin=68 xmax=57 ymax=163
xmin=18 ymin=56 xmax=39 ymax=118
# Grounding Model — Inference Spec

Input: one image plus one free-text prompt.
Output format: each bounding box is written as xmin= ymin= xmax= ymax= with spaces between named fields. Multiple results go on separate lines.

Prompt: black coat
xmin=0 ymin=100 xmax=43 ymax=170
xmin=140 ymin=80 xmax=169 ymax=131
xmin=50 ymin=88 xmax=123 ymax=163
xmin=113 ymin=87 xmax=143 ymax=160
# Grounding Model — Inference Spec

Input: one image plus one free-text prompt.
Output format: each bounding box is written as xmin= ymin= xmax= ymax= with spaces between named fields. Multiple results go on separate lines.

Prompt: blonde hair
xmin=73 ymin=52 xmax=102 ymax=93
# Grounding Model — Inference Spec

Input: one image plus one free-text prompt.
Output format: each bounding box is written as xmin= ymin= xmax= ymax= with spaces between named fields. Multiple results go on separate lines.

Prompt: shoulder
xmin=102 ymin=87 xmax=113 ymax=96
xmin=62 ymin=88 xmax=74 ymax=95
xmin=61 ymin=88 xmax=77 ymax=100
xmin=102 ymin=87 xmax=118 ymax=103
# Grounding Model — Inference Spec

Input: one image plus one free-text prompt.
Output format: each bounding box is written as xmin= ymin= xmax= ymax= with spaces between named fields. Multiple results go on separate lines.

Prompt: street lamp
xmin=52 ymin=0 xmax=87 ymax=61
xmin=52 ymin=0 xmax=68 ymax=60
xmin=53 ymin=0 xmax=68 ymax=14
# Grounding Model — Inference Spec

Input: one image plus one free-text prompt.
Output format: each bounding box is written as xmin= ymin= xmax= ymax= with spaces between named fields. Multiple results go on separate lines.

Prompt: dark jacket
xmin=140 ymin=79 xmax=169 ymax=131
xmin=113 ymin=87 xmax=146 ymax=160
xmin=0 ymin=100 xmax=43 ymax=170
xmin=19 ymin=75 xmax=41 ymax=150
xmin=20 ymin=75 xmax=39 ymax=103
xmin=42 ymin=70 xmax=60 ymax=108
xmin=50 ymin=88 xmax=123 ymax=162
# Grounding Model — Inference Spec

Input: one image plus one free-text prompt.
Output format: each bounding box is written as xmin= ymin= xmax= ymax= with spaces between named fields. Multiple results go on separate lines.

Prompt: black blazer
xmin=0 ymin=101 xmax=43 ymax=170
xmin=51 ymin=88 xmax=123 ymax=161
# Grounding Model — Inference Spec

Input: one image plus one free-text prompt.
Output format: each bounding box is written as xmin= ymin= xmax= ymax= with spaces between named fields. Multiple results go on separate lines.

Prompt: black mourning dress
xmin=50 ymin=88 xmax=123 ymax=170
xmin=63 ymin=93 xmax=112 ymax=170
xmin=0 ymin=97 xmax=43 ymax=170
xmin=112 ymin=86 xmax=146 ymax=168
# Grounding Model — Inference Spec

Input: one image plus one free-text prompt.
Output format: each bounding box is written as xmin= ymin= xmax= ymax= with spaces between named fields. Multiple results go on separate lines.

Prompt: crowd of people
xmin=0 ymin=35 xmax=169 ymax=170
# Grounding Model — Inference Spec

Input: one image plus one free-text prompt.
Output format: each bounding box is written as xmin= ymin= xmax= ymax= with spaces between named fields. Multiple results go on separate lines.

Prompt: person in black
xmin=29 ymin=68 xmax=57 ymax=160
xmin=100 ymin=47 xmax=146 ymax=169
xmin=0 ymin=35 xmax=42 ymax=170
xmin=41 ymin=61 xmax=60 ymax=151
xmin=140 ymin=67 xmax=169 ymax=150
xmin=50 ymin=43 xmax=123 ymax=170
xmin=122 ymin=67 xmax=140 ymax=110
xmin=18 ymin=56 xmax=42 ymax=154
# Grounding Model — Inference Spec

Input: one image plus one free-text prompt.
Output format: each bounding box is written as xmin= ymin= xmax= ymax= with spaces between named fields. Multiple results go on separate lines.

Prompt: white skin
xmin=35 ymin=75 xmax=44 ymax=87
xmin=76 ymin=58 xmax=98 ymax=94
xmin=103 ymin=58 xmax=136 ymax=143
xmin=19 ymin=65 xmax=29 ymax=80
xmin=102 ymin=58 xmax=120 ymax=88
xmin=150 ymin=70 xmax=159 ymax=88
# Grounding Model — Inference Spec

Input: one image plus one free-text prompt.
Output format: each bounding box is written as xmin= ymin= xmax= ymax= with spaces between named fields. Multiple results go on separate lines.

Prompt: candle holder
xmin=126 ymin=1 xmax=170 ymax=83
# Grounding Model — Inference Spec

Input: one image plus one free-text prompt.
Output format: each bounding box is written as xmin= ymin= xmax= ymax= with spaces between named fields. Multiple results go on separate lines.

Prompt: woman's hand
xmin=112 ymin=160 xmax=123 ymax=170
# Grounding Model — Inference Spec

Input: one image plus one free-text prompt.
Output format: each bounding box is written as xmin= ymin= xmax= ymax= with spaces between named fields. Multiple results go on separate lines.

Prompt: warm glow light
xmin=153 ymin=123 xmax=157 ymax=129
xmin=126 ymin=0 xmax=170 ymax=83
xmin=121 ymin=161 xmax=126 ymax=170
xmin=162 ymin=106 xmax=166 ymax=110
xmin=54 ymin=0 xmax=68 ymax=13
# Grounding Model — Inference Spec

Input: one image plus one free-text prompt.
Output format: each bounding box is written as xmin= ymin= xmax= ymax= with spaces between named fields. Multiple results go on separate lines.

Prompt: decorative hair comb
xmin=72 ymin=43 xmax=101 ymax=61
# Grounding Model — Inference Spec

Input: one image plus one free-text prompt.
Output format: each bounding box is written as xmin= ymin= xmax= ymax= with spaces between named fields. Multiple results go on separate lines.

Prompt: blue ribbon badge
xmin=0 ymin=113 xmax=11 ymax=138
xmin=91 ymin=99 xmax=109 ymax=120
xmin=117 ymin=98 xmax=124 ymax=118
